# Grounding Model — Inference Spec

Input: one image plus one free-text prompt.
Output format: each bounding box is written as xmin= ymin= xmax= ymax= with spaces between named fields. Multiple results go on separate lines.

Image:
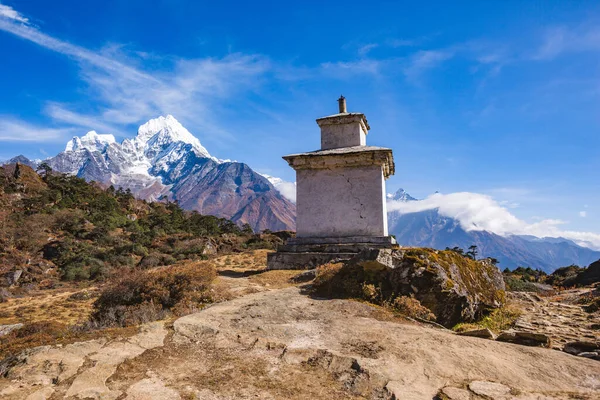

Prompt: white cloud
xmin=273 ymin=180 xmax=296 ymax=203
xmin=259 ymin=174 xmax=296 ymax=203
xmin=387 ymin=192 xmax=600 ymax=249
xmin=0 ymin=119 xmax=76 ymax=142
xmin=0 ymin=4 xmax=28 ymax=23
xmin=579 ymin=211 xmax=587 ymax=218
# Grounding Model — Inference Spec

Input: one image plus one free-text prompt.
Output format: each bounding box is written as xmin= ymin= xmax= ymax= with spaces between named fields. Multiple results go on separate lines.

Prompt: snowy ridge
xmin=135 ymin=115 xmax=214 ymax=160
xmin=49 ymin=115 xmax=220 ymax=200
xmin=387 ymin=188 xmax=417 ymax=202
xmin=65 ymin=131 xmax=116 ymax=152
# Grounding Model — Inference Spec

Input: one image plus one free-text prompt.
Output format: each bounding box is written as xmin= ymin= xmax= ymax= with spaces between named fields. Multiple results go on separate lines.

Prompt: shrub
xmin=392 ymin=296 xmax=435 ymax=321
xmin=504 ymin=277 xmax=545 ymax=292
xmin=454 ymin=306 xmax=522 ymax=333
xmin=0 ymin=321 xmax=68 ymax=360
xmin=91 ymin=262 xmax=216 ymax=327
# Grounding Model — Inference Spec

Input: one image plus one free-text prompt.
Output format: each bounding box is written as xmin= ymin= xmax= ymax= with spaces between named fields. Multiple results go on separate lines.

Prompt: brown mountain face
xmin=231 ymin=191 xmax=296 ymax=232
xmin=171 ymin=160 xmax=296 ymax=232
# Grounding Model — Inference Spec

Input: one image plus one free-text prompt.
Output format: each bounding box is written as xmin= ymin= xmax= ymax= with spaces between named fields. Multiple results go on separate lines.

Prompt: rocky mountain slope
xmin=9 ymin=116 xmax=295 ymax=232
xmin=387 ymin=189 xmax=600 ymax=272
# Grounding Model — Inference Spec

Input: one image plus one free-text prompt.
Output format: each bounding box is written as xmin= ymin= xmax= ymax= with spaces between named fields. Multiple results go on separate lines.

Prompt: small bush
xmin=90 ymin=262 xmax=216 ymax=327
xmin=454 ymin=306 xmax=522 ymax=333
xmin=392 ymin=296 xmax=435 ymax=321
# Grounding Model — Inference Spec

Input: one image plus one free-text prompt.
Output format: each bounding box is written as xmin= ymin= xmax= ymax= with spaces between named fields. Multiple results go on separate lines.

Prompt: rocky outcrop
xmin=313 ymin=248 xmax=505 ymax=327
xmin=575 ymin=259 xmax=600 ymax=286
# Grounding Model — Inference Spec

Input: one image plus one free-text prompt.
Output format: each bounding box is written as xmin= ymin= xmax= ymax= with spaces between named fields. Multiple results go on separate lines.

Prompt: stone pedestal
xmin=267 ymin=97 xmax=397 ymax=270
xmin=267 ymin=236 xmax=397 ymax=270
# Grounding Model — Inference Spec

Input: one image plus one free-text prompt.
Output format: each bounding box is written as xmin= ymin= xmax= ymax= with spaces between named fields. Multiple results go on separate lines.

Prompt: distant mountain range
xmin=387 ymin=189 xmax=600 ymax=272
xmin=5 ymin=116 xmax=295 ymax=232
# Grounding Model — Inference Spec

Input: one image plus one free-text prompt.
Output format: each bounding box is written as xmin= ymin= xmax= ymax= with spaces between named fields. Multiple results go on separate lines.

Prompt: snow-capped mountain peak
xmin=135 ymin=115 xmax=212 ymax=160
xmin=65 ymin=131 xmax=116 ymax=153
xmin=387 ymin=188 xmax=417 ymax=202
xmin=35 ymin=115 xmax=296 ymax=232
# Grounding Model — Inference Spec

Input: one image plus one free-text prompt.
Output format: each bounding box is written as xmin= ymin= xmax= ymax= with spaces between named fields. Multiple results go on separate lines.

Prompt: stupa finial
xmin=338 ymin=95 xmax=347 ymax=113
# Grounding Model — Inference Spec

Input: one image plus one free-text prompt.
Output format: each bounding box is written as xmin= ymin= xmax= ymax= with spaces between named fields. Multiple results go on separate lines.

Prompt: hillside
xmin=0 ymin=163 xmax=282 ymax=287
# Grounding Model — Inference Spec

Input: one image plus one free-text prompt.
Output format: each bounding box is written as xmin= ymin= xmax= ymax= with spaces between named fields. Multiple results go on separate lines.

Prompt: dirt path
xmin=1 ymin=268 xmax=599 ymax=400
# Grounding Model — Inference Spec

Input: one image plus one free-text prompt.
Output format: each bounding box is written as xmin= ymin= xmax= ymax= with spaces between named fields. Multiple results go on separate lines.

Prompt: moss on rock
xmin=313 ymin=248 xmax=506 ymax=327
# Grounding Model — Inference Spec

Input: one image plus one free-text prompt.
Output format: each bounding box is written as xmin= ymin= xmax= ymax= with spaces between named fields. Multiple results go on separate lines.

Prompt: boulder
xmin=457 ymin=328 xmax=496 ymax=340
xmin=313 ymin=248 xmax=505 ymax=327
xmin=563 ymin=341 xmax=599 ymax=355
xmin=3 ymin=269 xmax=23 ymax=286
xmin=496 ymin=330 xmax=551 ymax=347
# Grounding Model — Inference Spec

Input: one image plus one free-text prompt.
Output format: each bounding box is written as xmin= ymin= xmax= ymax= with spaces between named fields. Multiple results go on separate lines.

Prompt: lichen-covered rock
xmin=313 ymin=248 xmax=506 ymax=327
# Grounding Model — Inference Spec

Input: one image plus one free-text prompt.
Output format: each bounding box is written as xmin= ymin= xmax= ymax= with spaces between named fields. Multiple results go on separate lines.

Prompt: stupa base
xmin=266 ymin=236 xmax=398 ymax=270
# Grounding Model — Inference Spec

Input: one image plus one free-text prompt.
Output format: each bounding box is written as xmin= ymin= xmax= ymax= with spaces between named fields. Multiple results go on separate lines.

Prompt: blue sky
xmin=0 ymin=1 xmax=599 ymax=245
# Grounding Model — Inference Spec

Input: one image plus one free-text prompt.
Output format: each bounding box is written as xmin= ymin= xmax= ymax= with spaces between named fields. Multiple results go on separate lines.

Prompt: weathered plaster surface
xmin=317 ymin=113 xmax=369 ymax=150
xmin=283 ymin=146 xmax=395 ymax=179
xmin=296 ymin=165 xmax=387 ymax=237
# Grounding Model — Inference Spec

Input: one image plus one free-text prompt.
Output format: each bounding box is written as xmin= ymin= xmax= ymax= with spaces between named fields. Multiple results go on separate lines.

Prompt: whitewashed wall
xmin=296 ymin=164 xmax=387 ymax=237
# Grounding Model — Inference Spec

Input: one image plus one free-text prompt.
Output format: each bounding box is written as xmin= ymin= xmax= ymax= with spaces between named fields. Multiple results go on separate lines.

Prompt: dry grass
xmin=212 ymin=249 xmax=270 ymax=271
xmin=453 ymin=305 xmax=523 ymax=333
xmin=0 ymin=288 xmax=97 ymax=326
xmin=248 ymin=270 xmax=304 ymax=289
xmin=0 ymin=320 xmax=138 ymax=360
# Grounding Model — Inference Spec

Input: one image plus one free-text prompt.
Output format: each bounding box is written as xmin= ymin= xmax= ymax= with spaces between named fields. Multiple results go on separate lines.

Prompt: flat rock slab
xmin=125 ymin=377 xmax=181 ymax=400
xmin=469 ymin=380 xmax=512 ymax=399
xmin=174 ymin=287 xmax=600 ymax=399
xmin=440 ymin=386 xmax=471 ymax=400
xmin=0 ymin=322 xmax=168 ymax=400
xmin=1 ymin=287 xmax=599 ymax=400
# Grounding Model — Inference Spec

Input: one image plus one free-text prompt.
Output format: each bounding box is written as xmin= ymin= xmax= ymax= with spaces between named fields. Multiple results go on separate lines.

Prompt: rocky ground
xmin=0 ymin=254 xmax=598 ymax=400
xmin=508 ymin=289 xmax=599 ymax=356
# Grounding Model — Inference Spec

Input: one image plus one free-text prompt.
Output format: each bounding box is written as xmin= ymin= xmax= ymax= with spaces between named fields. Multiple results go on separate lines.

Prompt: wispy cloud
xmin=388 ymin=192 xmax=600 ymax=250
xmin=532 ymin=25 xmax=600 ymax=60
xmin=0 ymin=5 xmax=270 ymax=143
xmin=0 ymin=118 xmax=76 ymax=142
xmin=579 ymin=211 xmax=587 ymax=218
xmin=357 ymin=43 xmax=379 ymax=57
xmin=403 ymin=49 xmax=454 ymax=82
xmin=321 ymin=59 xmax=383 ymax=77
xmin=0 ymin=4 xmax=28 ymax=23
